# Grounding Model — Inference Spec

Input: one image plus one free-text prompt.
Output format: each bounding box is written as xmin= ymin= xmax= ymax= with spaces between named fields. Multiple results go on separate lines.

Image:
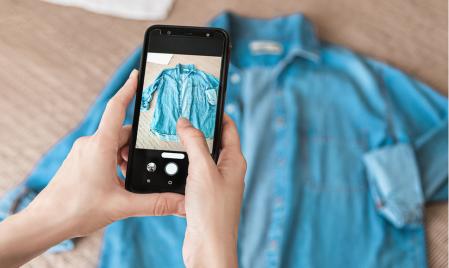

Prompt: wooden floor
xmin=0 ymin=0 xmax=446 ymax=267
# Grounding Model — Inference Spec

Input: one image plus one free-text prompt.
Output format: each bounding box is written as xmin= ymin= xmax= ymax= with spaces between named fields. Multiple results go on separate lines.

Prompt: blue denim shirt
xmin=0 ymin=12 xmax=447 ymax=268
xmin=141 ymin=64 xmax=219 ymax=141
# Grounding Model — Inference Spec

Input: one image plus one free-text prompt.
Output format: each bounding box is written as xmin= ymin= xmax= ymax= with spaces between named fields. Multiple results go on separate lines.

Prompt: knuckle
xmin=187 ymin=127 xmax=205 ymax=139
xmin=94 ymin=131 xmax=116 ymax=147
xmin=152 ymin=195 xmax=170 ymax=216
xmin=204 ymin=166 xmax=218 ymax=182
xmin=94 ymin=133 xmax=109 ymax=146
xmin=73 ymin=136 xmax=87 ymax=148
xmin=108 ymin=97 xmax=120 ymax=107
xmin=107 ymin=98 xmax=125 ymax=112
xmin=105 ymin=99 xmax=115 ymax=110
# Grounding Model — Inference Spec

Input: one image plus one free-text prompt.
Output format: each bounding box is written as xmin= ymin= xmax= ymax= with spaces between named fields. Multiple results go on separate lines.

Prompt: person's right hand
xmin=119 ymin=114 xmax=246 ymax=268
xmin=176 ymin=115 xmax=246 ymax=268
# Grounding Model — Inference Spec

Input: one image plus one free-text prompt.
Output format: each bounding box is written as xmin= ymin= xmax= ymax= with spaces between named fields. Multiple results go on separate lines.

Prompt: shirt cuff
xmin=363 ymin=143 xmax=424 ymax=228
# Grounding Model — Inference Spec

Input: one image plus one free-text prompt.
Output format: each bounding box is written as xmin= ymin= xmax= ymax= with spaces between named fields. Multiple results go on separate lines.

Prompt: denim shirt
xmin=141 ymin=64 xmax=219 ymax=141
xmin=0 ymin=12 xmax=447 ymax=268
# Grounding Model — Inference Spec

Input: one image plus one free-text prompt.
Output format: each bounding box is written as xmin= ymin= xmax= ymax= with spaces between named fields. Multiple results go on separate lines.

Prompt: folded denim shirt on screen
xmin=141 ymin=64 xmax=219 ymax=141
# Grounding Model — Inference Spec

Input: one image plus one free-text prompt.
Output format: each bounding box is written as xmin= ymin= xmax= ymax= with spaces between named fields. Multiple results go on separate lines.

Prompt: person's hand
xmin=0 ymin=70 xmax=186 ymax=268
xmin=26 ymin=69 xmax=185 ymax=238
xmin=177 ymin=116 xmax=246 ymax=268
xmin=120 ymin=115 xmax=246 ymax=268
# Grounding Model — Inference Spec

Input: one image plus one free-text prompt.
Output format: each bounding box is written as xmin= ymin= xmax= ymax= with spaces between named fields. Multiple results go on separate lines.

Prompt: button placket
xmin=225 ymin=70 xmax=241 ymax=118
xmin=266 ymin=87 xmax=288 ymax=267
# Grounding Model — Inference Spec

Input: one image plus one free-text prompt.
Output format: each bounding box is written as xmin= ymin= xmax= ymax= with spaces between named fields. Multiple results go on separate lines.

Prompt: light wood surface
xmin=136 ymin=54 xmax=221 ymax=152
xmin=0 ymin=0 xmax=446 ymax=267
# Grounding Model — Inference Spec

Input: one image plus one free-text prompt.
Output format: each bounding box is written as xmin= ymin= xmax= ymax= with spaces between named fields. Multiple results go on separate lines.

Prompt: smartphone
xmin=125 ymin=25 xmax=230 ymax=194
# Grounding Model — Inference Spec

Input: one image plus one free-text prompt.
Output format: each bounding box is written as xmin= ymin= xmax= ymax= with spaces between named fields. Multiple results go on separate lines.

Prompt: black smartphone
xmin=125 ymin=25 xmax=230 ymax=194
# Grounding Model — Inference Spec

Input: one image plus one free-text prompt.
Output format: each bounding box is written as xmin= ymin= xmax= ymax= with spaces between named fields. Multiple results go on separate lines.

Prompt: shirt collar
xmin=175 ymin=63 xmax=196 ymax=74
xmin=209 ymin=12 xmax=320 ymax=63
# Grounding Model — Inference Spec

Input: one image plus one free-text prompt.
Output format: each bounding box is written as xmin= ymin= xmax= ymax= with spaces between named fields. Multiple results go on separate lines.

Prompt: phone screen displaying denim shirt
xmin=136 ymin=52 xmax=222 ymax=153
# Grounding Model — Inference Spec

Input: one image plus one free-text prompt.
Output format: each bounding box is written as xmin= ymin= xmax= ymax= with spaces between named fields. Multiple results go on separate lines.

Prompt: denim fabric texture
xmin=141 ymin=63 xmax=219 ymax=141
xmin=0 ymin=12 xmax=447 ymax=268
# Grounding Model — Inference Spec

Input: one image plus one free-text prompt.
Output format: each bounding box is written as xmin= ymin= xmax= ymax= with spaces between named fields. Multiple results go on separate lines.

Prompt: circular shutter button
xmin=146 ymin=162 xmax=157 ymax=172
xmin=165 ymin=162 xmax=178 ymax=176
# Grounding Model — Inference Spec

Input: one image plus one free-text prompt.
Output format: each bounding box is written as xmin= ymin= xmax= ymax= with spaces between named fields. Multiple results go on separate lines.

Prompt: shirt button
xmin=275 ymin=197 xmax=284 ymax=207
xmin=230 ymin=73 xmax=241 ymax=84
xmin=275 ymin=116 xmax=285 ymax=128
xmin=270 ymin=240 xmax=278 ymax=250
xmin=225 ymin=103 xmax=237 ymax=114
xmin=278 ymin=158 xmax=285 ymax=166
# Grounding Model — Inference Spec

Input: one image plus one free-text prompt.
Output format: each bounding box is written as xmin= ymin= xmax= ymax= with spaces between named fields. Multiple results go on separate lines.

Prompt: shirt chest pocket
xmin=298 ymin=134 xmax=369 ymax=192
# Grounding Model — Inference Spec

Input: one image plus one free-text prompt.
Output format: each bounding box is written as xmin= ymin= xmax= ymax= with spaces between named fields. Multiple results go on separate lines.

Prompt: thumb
xmin=176 ymin=118 xmax=213 ymax=163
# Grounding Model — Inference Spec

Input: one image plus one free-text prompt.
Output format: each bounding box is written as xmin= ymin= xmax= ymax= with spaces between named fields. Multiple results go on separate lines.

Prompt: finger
xmin=174 ymin=199 xmax=186 ymax=217
xmin=176 ymin=118 xmax=213 ymax=163
xmin=118 ymin=148 xmax=128 ymax=177
xmin=97 ymin=70 xmax=138 ymax=140
xmin=120 ymin=161 xmax=127 ymax=177
xmin=220 ymin=114 xmax=241 ymax=153
xmin=117 ymin=191 xmax=185 ymax=217
xmin=117 ymin=126 xmax=131 ymax=164
xmin=116 ymin=177 xmax=125 ymax=187
xmin=117 ymin=146 xmax=128 ymax=170
xmin=118 ymin=125 xmax=132 ymax=147
xmin=121 ymin=146 xmax=129 ymax=162
xmin=218 ymin=114 xmax=246 ymax=179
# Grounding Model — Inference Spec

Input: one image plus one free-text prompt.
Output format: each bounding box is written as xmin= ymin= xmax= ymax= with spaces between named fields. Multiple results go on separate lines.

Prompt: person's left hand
xmin=26 ymin=70 xmax=185 ymax=238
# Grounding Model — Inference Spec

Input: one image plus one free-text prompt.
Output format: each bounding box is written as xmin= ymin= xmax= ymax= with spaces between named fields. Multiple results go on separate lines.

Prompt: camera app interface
xmin=136 ymin=52 xmax=222 ymax=153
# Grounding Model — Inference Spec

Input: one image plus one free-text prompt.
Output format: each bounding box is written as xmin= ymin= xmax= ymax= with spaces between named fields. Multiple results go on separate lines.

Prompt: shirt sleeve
xmin=140 ymin=75 xmax=162 ymax=110
xmin=363 ymin=58 xmax=447 ymax=227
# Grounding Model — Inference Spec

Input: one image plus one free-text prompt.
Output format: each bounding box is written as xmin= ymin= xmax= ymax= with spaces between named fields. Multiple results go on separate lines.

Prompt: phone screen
xmin=126 ymin=26 xmax=229 ymax=194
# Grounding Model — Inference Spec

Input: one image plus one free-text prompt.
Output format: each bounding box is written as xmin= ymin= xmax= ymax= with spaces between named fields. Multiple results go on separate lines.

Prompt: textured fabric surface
xmin=0 ymin=0 xmax=446 ymax=267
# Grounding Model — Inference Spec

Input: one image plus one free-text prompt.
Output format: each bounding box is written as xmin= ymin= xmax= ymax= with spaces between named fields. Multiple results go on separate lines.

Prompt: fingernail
xmin=129 ymin=69 xmax=138 ymax=79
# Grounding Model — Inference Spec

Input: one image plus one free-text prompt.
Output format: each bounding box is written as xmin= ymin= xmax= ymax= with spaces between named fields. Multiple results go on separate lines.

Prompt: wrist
xmin=185 ymin=231 xmax=238 ymax=268
xmin=24 ymin=195 xmax=80 ymax=240
xmin=22 ymin=204 xmax=76 ymax=241
xmin=206 ymin=239 xmax=238 ymax=268
xmin=0 ymin=204 xmax=76 ymax=267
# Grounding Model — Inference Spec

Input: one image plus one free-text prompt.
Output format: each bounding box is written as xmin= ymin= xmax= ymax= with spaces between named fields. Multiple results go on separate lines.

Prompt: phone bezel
xmin=125 ymin=25 xmax=230 ymax=193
